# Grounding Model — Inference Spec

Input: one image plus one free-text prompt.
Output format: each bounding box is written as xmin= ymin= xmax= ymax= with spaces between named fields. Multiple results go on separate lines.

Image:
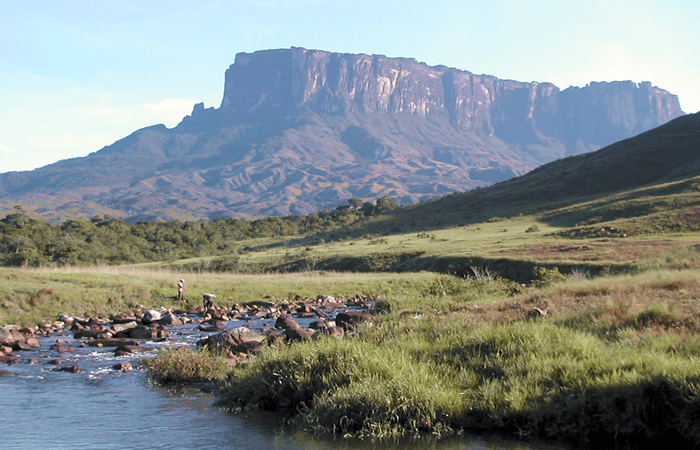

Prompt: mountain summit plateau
xmin=0 ymin=47 xmax=684 ymax=222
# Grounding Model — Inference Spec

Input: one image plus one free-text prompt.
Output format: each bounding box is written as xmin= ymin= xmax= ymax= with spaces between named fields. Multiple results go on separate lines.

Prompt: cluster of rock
xmin=0 ymin=294 xmax=377 ymax=375
xmin=197 ymin=294 xmax=376 ymax=359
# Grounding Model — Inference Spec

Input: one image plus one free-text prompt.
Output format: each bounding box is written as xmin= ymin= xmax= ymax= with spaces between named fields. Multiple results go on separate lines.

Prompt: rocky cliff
xmin=216 ymin=48 xmax=682 ymax=151
xmin=0 ymin=47 xmax=685 ymax=222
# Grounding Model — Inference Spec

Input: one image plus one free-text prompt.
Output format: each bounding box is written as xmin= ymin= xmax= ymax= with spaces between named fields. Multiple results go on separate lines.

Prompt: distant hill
xmin=0 ymin=47 xmax=684 ymax=222
xmin=396 ymin=112 xmax=700 ymax=228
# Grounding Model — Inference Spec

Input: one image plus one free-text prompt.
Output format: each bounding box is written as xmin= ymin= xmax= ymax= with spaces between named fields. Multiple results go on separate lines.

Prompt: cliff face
xmin=218 ymin=48 xmax=683 ymax=152
xmin=0 ymin=48 xmax=686 ymax=222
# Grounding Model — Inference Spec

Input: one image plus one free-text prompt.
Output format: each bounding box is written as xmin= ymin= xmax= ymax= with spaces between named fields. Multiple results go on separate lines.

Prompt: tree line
xmin=0 ymin=197 xmax=400 ymax=267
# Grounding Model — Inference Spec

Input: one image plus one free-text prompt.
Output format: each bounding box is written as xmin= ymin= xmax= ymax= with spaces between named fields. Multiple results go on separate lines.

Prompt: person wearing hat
xmin=177 ymin=279 xmax=185 ymax=302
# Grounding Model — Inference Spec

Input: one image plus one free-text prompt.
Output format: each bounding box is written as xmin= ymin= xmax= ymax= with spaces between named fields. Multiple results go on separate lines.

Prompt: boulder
xmin=128 ymin=325 xmax=169 ymax=340
xmin=312 ymin=326 xmax=345 ymax=340
xmin=54 ymin=365 xmax=82 ymax=373
xmin=74 ymin=329 xmax=113 ymax=340
xmin=0 ymin=355 xmax=17 ymax=364
xmin=309 ymin=320 xmax=336 ymax=330
xmin=111 ymin=321 xmax=138 ymax=333
xmin=23 ymin=337 xmax=40 ymax=348
xmin=142 ymin=310 xmax=162 ymax=324
xmin=320 ymin=301 xmax=346 ymax=310
xmin=113 ymin=362 xmax=133 ymax=372
xmin=51 ymin=344 xmax=73 ymax=353
xmin=275 ymin=315 xmax=301 ymax=330
xmin=110 ymin=313 xmax=139 ymax=324
xmin=335 ymin=311 xmax=375 ymax=329
xmin=0 ymin=326 xmax=23 ymax=348
xmin=197 ymin=328 xmax=265 ymax=355
xmin=113 ymin=345 xmax=140 ymax=355
xmin=159 ymin=314 xmax=182 ymax=326
xmin=284 ymin=327 xmax=315 ymax=342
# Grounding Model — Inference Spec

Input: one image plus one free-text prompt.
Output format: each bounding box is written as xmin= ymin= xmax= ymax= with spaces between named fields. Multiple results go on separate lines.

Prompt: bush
xmin=532 ymin=266 xmax=567 ymax=288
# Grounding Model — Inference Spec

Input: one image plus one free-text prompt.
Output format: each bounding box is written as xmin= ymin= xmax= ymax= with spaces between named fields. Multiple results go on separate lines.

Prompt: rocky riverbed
xmin=0 ymin=294 xmax=376 ymax=376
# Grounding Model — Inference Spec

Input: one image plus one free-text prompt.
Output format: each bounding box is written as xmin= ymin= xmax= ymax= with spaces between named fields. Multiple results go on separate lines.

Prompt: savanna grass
xmin=218 ymin=269 xmax=700 ymax=447
xmin=144 ymin=347 xmax=231 ymax=383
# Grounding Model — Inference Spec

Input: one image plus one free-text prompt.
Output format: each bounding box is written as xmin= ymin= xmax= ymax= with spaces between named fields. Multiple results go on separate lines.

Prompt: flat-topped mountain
xmin=0 ymin=47 xmax=684 ymax=222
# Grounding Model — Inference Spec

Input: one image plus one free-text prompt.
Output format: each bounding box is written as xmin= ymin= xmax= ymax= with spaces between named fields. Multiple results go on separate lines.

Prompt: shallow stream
xmin=2 ymin=309 xmax=568 ymax=450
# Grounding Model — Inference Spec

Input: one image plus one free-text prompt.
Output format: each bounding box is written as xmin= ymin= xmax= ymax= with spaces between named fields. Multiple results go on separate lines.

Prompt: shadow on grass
xmin=481 ymin=378 xmax=700 ymax=449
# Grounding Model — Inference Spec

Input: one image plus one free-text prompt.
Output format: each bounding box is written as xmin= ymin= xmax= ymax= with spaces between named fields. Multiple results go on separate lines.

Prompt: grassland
xmin=3 ymin=165 xmax=700 ymax=450
xmin=2 ymin=206 xmax=700 ymax=448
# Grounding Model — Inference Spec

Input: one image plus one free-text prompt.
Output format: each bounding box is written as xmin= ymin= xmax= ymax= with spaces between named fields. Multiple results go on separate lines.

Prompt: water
xmin=1 ymin=314 xmax=568 ymax=450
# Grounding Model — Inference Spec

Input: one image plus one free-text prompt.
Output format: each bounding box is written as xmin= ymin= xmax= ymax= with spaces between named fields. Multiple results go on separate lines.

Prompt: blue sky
xmin=2 ymin=0 xmax=698 ymax=173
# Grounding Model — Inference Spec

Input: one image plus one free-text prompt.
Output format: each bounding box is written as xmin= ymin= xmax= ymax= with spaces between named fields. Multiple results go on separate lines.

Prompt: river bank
xmin=4 ymin=268 xmax=700 ymax=449
xmin=0 ymin=293 xmax=566 ymax=450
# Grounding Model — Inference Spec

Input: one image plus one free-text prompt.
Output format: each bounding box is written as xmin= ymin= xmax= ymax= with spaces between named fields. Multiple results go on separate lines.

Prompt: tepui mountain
xmin=0 ymin=47 xmax=685 ymax=222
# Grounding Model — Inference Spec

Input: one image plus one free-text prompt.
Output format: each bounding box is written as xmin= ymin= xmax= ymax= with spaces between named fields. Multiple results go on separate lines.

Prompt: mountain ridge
xmin=0 ymin=47 xmax=685 ymax=222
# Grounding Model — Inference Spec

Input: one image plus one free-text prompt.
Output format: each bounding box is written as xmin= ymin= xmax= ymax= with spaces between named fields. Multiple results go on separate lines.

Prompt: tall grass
xmin=144 ymin=347 xmax=231 ymax=383
xmin=217 ymin=269 xmax=700 ymax=447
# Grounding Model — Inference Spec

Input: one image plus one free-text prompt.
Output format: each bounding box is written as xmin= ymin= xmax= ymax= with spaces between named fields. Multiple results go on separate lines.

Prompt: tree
xmin=375 ymin=196 xmax=399 ymax=213
xmin=348 ymin=198 xmax=364 ymax=209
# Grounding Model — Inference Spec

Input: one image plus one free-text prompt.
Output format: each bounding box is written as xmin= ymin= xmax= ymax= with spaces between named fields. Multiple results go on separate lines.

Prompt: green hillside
xmin=389 ymin=111 xmax=700 ymax=229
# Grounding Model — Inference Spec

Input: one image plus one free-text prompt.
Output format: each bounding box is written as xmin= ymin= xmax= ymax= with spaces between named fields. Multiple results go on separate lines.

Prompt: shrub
xmin=532 ymin=266 xmax=567 ymax=288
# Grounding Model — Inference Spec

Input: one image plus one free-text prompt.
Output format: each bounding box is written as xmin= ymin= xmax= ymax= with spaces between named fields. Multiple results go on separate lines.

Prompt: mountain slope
xmin=0 ymin=48 xmax=684 ymax=222
xmin=396 ymin=112 xmax=700 ymax=228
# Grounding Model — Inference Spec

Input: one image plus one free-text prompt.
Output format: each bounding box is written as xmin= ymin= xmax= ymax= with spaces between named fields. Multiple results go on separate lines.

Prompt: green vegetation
xmin=145 ymin=347 xmax=231 ymax=383
xmin=3 ymin=118 xmax=700 ymax=448
xmin=215 ymin=269 xmax=700 ymax=448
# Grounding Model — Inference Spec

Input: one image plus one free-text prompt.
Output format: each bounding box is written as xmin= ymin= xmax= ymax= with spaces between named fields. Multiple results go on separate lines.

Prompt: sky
xmin=1 ymin=0 xmax=698 ymax=173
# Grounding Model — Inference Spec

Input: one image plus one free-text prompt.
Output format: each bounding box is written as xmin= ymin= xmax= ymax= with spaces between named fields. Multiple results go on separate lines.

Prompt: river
xmin=1 ymin=310 xmax=569 ymax=450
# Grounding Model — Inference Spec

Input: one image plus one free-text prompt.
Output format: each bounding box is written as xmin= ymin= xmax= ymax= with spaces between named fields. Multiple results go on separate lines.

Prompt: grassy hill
xmin=385 ymin=111 xmax=700 ymax=230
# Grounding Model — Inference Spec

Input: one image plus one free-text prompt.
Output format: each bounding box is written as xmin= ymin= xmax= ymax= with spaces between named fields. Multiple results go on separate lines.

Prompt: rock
xmin=312 ymin=326 xmax=345 ymax=340
xmin=127 ymin=326 xmax=163 ymax=340
xmin=335 ymin=311 xmax=375 ymax=329
xmin=54 ymin=366 xmax=82 ymax=373
xmin=51 ymin=344 xmax=73 ymax=354
xmin=142 ymin=310 xmax=162 ymax=324
xmin=309 ymin=320 xmax=336 ymax=330
xmin=113 ymin=362 xmax=132 ymax=372
xmin=111 ymin=321 xmax=138 ymax=333
xmin=296 ymin=312 xmax=316 ymax=319
xmin=197 ymin=328 xmax=265 ymax=355
xmin=88 ymin=338 xmax=139 ymax=347
xmin=196 ymin=325 xmax=225 ymax=333
xmin=275 ymin=315 xmax=301 ymax=330
xmin=74 ymin=329 xmax=113 ymax=340
xmin=0 ymin=355 xmax=17 ymax=364
xmin=113 ymin=345 xmax=140 ymax=355
xmin=264 ymin=331 xmax=284 ymax=346
xmin=320 ymin=301 xmax=346 ymax=310
xmin=159 ymin=314 xmax=182 ymax=326
xmin=0 ymin=326 xmax=23 ymax=347
xmin=0 ymin=369 xmax=16 ymax=376
xmin=284 ymin=328 xmax=314 ymax=342
xmin=110 ymin=314 xmax=139 ymax=324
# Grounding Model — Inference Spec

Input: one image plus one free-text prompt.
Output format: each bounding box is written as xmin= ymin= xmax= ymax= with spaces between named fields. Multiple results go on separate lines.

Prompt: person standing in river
xmin=177 ymin=279 xmax=185 ymax=302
